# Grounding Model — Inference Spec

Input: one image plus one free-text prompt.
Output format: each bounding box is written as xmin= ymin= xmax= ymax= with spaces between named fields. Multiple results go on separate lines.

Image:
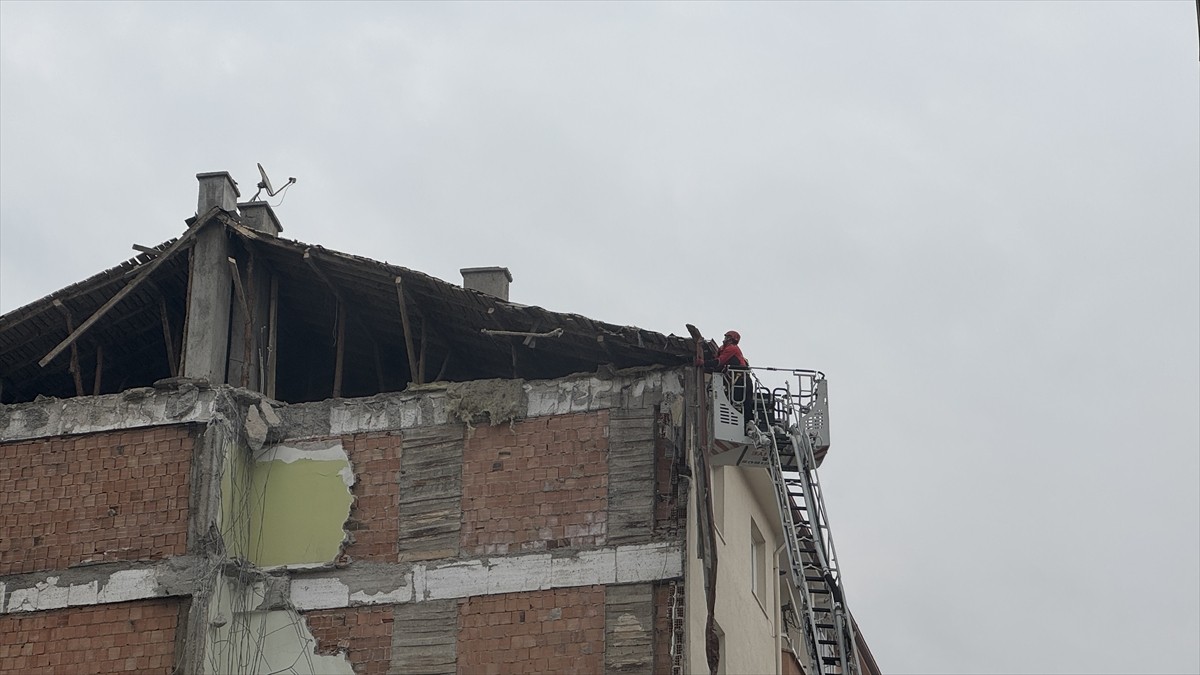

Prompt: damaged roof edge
xmin=1 ymin=218 xmax=693 ymax=404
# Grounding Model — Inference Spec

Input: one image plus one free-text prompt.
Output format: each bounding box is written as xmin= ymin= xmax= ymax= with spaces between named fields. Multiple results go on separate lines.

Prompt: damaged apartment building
xmin=0 ymin=171 xmax=880 ymax=675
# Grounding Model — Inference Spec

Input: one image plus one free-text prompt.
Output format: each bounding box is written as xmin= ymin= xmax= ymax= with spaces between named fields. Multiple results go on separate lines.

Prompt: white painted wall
xmin=687 ymin=463 xmax=785 ymax=675
xmin=204 ymin=576 xmax=355 ymax=675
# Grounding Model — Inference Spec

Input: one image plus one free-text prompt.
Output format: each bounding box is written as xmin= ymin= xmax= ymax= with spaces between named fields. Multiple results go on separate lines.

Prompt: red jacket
xmin=716 ymin=343 xmax=747 ymax=369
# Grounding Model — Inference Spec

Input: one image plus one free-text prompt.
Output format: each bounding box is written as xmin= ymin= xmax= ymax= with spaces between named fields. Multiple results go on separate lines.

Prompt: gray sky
xmin=2 ymin=2 xmax=1197 ymax=672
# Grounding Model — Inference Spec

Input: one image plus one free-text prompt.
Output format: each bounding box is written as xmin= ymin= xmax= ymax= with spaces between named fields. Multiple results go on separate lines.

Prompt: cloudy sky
xmin=2 ymin=2 xmax=1197 ymax=672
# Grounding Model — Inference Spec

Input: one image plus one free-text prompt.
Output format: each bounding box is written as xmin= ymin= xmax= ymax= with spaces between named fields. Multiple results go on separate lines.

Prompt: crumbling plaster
xmin=0 ymin=367 xmax=685 ymax=443
xmin=204 ymin=574 xmax=354 ymax=675
xmin=290 ymin=541 xmax=684 ymax=611
xmin=0 ymin=557 xmax=200 ymax=614
xmin=0 ymin=379 xmax=216 ymax=442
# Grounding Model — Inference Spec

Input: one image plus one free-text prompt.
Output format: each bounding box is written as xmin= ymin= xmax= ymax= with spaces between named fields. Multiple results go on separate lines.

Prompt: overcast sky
xmin=2 ymin=2 xmax=1198 ymax=673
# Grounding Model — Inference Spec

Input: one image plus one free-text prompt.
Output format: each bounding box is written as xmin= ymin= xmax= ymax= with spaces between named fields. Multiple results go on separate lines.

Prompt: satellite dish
xmin=251 ymin=162 xmax=297 ymax=202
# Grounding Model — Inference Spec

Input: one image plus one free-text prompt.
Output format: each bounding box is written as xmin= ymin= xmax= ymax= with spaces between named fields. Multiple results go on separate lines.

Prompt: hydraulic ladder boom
xmin=745 ymin=377 xmax=858 ymax=675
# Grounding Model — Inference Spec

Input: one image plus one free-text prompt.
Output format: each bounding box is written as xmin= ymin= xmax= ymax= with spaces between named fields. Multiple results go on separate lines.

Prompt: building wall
xmin=713 ymin=465 xmax=784 ymax=675
xmin=0 ymin=427 xmax=192 ymax=576
xmin=0 ymin=369 xmax=688 ymax=674
xmin=459 ymin=586 xmax=606 ymax=674
xmin=462 ymin=412 xmax=609 ymax=555
xmin=303 ymin=606 xmax=394 ymax=675
xmin=687 ymin=462 xmax=786 ymax=675
xmin=0 ymin=598 xmax=182 ymax=674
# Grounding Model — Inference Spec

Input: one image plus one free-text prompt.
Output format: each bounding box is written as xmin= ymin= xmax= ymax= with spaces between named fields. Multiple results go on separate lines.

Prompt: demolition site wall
xmin=0 ymin=367 xmax=691 ymax=674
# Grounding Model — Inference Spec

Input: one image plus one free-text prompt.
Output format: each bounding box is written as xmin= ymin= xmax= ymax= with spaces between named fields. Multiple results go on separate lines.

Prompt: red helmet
xmin=724 ymin=330 xmax=741 ymax=344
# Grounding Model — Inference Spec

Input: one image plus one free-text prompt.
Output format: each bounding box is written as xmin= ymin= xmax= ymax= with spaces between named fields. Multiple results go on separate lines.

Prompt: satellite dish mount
xmin=251 ymin=162 xmax=297 ymax=202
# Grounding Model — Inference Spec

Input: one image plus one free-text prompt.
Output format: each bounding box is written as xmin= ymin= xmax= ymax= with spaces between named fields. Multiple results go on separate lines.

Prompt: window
xmin=751 ymin=519 xmax=767 ymax=603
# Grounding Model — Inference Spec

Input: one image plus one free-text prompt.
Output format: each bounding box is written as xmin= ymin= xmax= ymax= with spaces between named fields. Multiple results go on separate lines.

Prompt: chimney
xmin=461 ymin=267 xmax=512 ymax=301
xmin=196 ymin=171 xmax=240 ymax=213
xmin=237 ymin=201 xmax=283 ymax=236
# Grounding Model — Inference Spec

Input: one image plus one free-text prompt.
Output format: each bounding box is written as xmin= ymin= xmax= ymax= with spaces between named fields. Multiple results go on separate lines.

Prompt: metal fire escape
xmin=709 ymin=369 xmax=859 ymax=675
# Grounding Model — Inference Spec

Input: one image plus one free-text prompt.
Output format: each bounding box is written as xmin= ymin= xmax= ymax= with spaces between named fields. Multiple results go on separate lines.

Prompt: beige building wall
xmin=687 ymin=462 xmax=786 ymax=675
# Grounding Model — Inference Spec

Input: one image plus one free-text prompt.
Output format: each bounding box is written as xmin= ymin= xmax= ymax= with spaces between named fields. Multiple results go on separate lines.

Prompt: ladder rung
xmin=816 ymin=622 xmax=835 ymax=629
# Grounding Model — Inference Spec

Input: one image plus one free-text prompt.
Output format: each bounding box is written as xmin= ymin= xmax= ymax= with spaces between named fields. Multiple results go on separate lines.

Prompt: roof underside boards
xmin=0 ymin=218 xmax=693 ymax=404
xmin=0 ymin=241 xmax=188 ymax=403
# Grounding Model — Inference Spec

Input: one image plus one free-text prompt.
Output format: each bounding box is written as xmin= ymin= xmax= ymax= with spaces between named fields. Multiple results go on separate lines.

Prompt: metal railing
xmin=720 ymin=366 xmax=825 ymax=435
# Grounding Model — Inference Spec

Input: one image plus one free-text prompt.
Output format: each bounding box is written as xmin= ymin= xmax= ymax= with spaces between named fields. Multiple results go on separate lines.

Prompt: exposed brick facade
xmin=0 ymin=427 xmax=192 ymax=575
xmin=458 ymin=586 xmax=606 ymax=675
xmin=654 ymin=582 xmax=680 ymax=674
xmin=340 ymin=431 xmax=403 ymax=562
xmin=462 ymin=412 xmax=609 ymax=555
xmin=654 ymin=410 xmax=682 ymax=534
xmin=0 ymin=599 xmax=181 ymax=674
xmin=303 ymin=606 xmax=394 ymax=675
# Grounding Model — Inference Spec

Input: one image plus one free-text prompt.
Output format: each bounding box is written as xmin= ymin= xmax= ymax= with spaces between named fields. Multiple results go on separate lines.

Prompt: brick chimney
xmin=461 ymin=267 xmax=512 ymax=301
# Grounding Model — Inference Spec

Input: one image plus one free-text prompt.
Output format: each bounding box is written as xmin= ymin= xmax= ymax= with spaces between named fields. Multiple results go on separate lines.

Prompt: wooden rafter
xmin=38 ymin=206 xmax=222 ymax=368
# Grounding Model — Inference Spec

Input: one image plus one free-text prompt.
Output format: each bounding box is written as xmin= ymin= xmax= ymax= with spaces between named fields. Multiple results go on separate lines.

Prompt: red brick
xmin=458 ymin=587 xmax=604 ymax=674
xmin=0 ymin=427 xmax=193 ymax=575
xmin=339 ymin=432 xmax=402 ymax=563
xmin=0 ymin=599 xmax=179 ymax=674
xmin=302 ymin=606 xmax=393 ymax=675
xmin=462 ymin=413 xmax=609 ymax=554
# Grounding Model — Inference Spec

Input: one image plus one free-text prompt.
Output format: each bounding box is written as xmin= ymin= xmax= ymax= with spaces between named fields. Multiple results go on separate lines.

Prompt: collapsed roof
xmin=0 ymin=211 xmax=692 ymax=405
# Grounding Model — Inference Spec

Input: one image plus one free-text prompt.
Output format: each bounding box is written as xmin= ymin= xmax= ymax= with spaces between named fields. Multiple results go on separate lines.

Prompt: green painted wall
xmin=247 ymin=458 xmax=353 ymax=567
xmin=220 ymin=444 xmax=254 ymax=561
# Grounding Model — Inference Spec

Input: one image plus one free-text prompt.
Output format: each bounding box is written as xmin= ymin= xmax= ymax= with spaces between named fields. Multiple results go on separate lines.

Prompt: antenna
xmin=251 ymin=162 xmax=297 ymax=202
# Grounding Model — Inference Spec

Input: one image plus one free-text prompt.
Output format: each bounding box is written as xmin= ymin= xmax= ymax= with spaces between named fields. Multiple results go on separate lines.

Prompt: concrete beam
xmin=289 ymin=542 xmax=684 ymax=611
xmin=0 ymin=557 xmax=202 ymax=614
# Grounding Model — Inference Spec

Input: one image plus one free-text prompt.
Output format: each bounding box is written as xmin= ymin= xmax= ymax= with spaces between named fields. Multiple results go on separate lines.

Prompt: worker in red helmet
xmin=698 ymin=330 xmax=748 ymax=371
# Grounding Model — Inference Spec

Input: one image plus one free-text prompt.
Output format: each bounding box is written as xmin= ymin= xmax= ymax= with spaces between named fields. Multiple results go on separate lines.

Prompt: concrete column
xmin=225 ymin=202 xmax=281 ymax=391
xmin=181 ymin=173 xmax=238 ymax=385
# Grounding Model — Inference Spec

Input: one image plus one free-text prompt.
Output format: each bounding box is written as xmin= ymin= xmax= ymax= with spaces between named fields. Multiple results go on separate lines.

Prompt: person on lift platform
xmin=694 ymin=330 xmax=776 ymax=431
xmin=696 ymin=330 xmax=761 ymax=427
xmin=697 ymin=330 xmax=748 ymax=371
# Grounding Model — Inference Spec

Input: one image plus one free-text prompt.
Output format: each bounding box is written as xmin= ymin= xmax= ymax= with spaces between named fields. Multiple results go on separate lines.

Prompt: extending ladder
xmin=752 ymin=406 xmax=858 ymax=675
xmin=709 ymin=369 xmax=860 ymax=674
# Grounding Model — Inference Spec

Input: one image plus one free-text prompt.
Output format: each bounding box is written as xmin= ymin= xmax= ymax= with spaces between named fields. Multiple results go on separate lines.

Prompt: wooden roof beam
xmin=38 ymin=206 xmax=221 ymax=368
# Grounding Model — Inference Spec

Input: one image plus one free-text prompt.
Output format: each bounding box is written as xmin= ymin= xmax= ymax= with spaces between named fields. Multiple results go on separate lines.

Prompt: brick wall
xmin=458 ymin=586 xmax=606 ymax=675
xmin=0 ymin=427 xmax=192 ymax=575
xmin=0 ymin=598 xmax=180 ymax=674
xmin=654 ymin=582 xmax=681 ymax=674
xmin=303 ymin=606 xmax=394 ymax=675
xmin=340 ymin=432 xmax=402 ymax=562
xmin=462 ymin=412 xmax=608 ymax=555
